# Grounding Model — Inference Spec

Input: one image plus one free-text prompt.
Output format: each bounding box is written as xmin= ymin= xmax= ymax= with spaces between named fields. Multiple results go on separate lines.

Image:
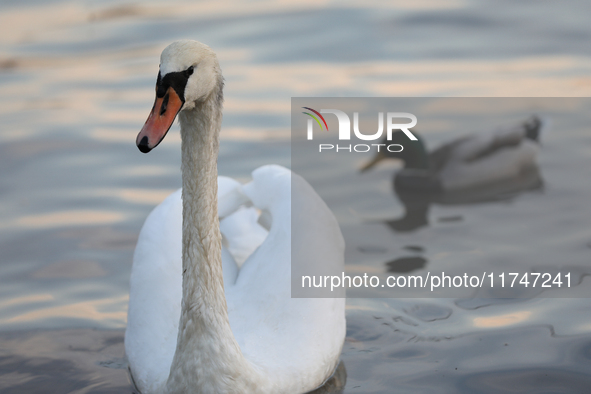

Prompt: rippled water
xmin=1 ymin=0 xmax=591 ymax=392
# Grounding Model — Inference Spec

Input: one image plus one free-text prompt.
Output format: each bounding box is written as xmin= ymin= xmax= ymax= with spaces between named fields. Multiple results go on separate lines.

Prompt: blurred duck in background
xmin=361 ymin=116 xmax=543 ymax=193
xmin=362 ymin=116 xmax=544 ymax=232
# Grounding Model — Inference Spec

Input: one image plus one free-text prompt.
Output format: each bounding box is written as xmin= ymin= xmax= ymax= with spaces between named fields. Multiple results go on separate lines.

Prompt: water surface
xmin=1 ymin=0 xmax=591 ymax=392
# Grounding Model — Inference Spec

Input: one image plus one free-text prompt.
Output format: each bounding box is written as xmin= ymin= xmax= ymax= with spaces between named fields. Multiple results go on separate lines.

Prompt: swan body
xmin=125 ymin=40 xmax=345 ymax=394
xmin=362 ymin=116 xmax=542 ymax=192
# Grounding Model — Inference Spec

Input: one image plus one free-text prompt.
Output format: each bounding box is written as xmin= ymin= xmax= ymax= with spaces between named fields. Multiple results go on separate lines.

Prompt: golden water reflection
xmin=30 ymin=260 xmax=107 ymax=279
xmin=1 ymin=295 xmax=128 ymax=327
xmin=473 ymin=311 xmax=533 ymax=328
xmin=12 ymin=210 xmax=125 ymax=230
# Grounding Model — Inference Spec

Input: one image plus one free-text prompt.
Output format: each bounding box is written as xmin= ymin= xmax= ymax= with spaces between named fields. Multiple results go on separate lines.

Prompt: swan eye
xmin=185 ymin=66 xmax=194 ymax=76
xmin=160 ymin=92 xmax=169 ymax=115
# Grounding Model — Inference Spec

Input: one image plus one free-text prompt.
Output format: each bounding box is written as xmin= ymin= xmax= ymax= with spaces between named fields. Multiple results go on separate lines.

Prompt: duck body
xmin=125 ymin=40 xmax=346 ymax=394
xmin=365 ymin=117 xmax=542 ymax=193
xmin=428 ymin=117 xmax=541 ymax=191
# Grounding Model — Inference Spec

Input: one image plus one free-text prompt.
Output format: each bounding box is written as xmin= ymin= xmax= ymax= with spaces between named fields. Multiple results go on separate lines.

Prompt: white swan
xmin=361 ymin=116 xmax=542 ymax=192
xmin=124 ymin=40 xmax=346 ymax=394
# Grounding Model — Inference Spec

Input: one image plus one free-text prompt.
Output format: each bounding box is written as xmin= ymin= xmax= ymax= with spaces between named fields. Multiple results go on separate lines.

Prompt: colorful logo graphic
xmin=302 ymin=107 xmax=328 ymax=131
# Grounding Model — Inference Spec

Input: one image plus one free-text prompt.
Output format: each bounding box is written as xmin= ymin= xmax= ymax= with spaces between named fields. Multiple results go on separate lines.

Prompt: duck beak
xmin=360 ymin=151 xmax=386 ymax=172
xmin=136 ymin=87 xmax=184 ymax=153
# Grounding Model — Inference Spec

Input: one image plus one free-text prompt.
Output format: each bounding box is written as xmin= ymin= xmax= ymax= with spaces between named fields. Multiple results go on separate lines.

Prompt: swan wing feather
xmin=227 ymin=165 xmax=346 ymax=392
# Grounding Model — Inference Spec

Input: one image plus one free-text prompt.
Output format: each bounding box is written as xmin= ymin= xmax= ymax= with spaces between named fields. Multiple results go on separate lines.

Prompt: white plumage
xmin=125 ymin=40 xmax=345 ymax=394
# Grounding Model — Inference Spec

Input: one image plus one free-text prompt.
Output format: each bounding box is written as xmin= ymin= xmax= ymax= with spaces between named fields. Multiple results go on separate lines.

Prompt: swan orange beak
xmin=136 ymin=87 xmax=184 ymax=153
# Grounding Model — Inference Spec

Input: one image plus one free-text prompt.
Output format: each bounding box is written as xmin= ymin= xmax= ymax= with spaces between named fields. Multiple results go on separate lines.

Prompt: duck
xmin=125 ymin=40 xmax=346 ymax=394
xmin=360 ymin=116 xmax=542 ymax=193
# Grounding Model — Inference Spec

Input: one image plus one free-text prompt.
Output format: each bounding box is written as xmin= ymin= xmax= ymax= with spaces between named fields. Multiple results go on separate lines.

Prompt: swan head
xmin=136 ymin=40 xmax=222 ymax=153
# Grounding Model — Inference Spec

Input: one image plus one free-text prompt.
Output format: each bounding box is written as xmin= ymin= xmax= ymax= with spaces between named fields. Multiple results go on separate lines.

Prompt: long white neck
xmin=165 ymin=88 xmax=263 ymax=393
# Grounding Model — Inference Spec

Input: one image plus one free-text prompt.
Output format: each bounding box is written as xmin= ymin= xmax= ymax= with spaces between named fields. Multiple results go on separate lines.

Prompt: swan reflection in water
xmin=361 ymin=116 xmax=544 ymax=233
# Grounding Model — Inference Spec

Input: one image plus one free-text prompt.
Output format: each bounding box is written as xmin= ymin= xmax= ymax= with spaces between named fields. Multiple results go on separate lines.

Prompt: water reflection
xmin=473 ymin=311 xmax=532 ymax=328
xmin=343 ymin=307 xmax=591 ymax=393
xmin=0 ymin=329 xmax=131 ymax=393
xmin=385 ymin=256 xmax=428 ymax=273
xmin=378 ymin=166 xmax=544 ymax=278
xmin=383 ymin=166 xmax=543 ymax=233
xmin=1 ymin=295 xmax=128 ymax=326
xmin=30 ymin=260 xmax=107 ymax=279
xmin=11 ymin=210 xmax=126 ymax=230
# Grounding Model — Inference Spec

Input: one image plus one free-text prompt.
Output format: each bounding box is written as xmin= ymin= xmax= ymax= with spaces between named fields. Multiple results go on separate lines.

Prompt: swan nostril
xmin=160 ymin=93 xmax=169 ymax=116
xmin=138 ymin=136 xmax=152 ymax=153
